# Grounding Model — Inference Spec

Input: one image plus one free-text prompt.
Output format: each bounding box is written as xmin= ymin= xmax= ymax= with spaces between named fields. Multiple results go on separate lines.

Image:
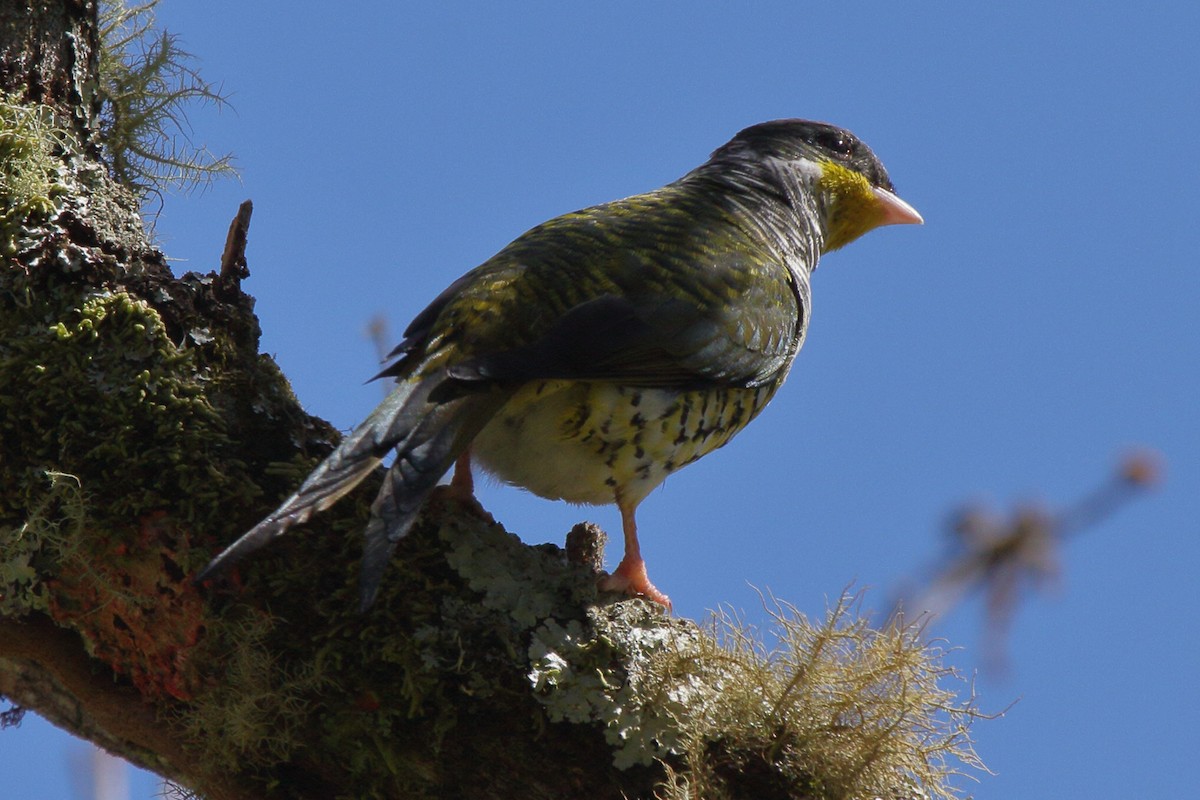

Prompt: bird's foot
xmin=433 ymin=450 xmax=494 ymax=522
xmin=430 ymin=483 xmax=495 ymax=524
xmin=598 ymin=556 xmax=672 ymax=611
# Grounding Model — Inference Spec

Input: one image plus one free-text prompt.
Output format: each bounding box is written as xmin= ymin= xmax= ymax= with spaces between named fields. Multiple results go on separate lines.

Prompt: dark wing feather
xmin=446 ymin=252 xmax=806 ymax=391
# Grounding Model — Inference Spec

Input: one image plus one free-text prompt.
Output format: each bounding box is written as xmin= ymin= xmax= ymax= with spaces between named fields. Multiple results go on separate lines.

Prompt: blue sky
xmin=7 ymin=2 xmax=1199 ymax=797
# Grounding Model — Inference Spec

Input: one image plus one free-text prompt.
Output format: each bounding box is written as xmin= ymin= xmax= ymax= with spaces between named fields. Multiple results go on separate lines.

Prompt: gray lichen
xmin=530 ymin=604 xmax=702 ymax=769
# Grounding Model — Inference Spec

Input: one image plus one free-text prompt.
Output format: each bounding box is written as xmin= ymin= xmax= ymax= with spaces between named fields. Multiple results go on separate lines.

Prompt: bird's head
xmin=706 ymin=119 xmax=923 ymax=252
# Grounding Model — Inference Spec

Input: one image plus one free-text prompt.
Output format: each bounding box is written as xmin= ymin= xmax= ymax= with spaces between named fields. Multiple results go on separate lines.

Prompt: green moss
xmin=178 ymin=497 xmax=981 ymax=797
xmin=1 ymin=238 xmax=269 ymax=700
xmin=0 ymin=286 xmax=259 ymax=533
xmin=177 ymin=610 xmax=333 ymax=771
xmin=172 ymin=501 xmax=610 ymax=798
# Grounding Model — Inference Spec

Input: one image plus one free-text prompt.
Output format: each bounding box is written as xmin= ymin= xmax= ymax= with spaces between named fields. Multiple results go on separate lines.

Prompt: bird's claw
xmin=598 ymin=556 xmax=672 ymax=611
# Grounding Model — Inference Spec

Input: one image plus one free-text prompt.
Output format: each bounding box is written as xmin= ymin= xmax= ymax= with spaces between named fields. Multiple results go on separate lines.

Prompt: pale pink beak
xmin=872 ymin=186 xmax=924 ymax=226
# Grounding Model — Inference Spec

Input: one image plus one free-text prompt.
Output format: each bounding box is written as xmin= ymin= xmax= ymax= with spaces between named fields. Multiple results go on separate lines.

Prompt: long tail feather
xmin=196 ymin=371 xmax=504 ymax=597
xmin=356 ymin=392 xmax=505 ymax=608
xmin=194 ymin=452 xmax=382 ymax=584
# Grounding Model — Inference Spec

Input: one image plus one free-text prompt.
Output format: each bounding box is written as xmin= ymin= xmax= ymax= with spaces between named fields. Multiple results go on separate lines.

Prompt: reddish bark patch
xmin=49 ymin=511 xmax=206 ymax=701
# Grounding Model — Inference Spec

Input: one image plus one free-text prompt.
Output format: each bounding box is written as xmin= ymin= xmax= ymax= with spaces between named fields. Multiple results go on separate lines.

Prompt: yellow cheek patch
xmin=818 ymin=161 xmax=886 ymax=251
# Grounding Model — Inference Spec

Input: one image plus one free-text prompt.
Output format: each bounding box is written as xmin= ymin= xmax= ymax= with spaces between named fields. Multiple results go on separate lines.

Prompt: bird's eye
xmin=814 ymin=129 xmax=854 ymax=159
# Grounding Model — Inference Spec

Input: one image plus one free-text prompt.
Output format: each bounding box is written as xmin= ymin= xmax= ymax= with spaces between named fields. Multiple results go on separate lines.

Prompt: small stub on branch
xmin=565 ymin=522 xmax=608 ymax=574
xmin=218 ymin=199 xmax=253 ymax=289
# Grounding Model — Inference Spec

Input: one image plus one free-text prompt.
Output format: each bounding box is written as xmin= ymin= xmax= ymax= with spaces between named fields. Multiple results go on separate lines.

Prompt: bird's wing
xmin=383 ymin=186 xmax=812 ymax=391
xmin=442 ymin=250 xmax=808 ymax=392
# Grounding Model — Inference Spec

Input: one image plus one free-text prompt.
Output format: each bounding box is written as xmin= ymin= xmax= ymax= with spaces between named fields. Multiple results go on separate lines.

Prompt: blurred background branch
xmin=896 ymin=450 xmax=1163 ymax=671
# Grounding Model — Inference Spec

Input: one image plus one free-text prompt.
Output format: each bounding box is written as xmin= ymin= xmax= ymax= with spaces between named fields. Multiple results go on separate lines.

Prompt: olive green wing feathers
xmin=435 ymin=253 xmax=808 ymax=393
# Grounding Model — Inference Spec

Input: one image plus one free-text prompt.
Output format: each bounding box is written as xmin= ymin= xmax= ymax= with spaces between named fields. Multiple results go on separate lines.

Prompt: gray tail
xmin=355 ymin=389 xmax=507 ymax=609
xmin=195 ymin=372 xmax=506 ymax=608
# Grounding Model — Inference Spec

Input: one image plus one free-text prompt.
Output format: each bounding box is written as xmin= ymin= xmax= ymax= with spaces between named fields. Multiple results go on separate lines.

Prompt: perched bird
xmin=198 ymin=119 xmax=922 ymax=610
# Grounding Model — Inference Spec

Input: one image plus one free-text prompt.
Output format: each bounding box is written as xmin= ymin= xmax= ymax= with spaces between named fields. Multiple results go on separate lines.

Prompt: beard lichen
xmin=0 ymin=471 xmax=86 ymax=617
xmin=175 ymin=609 xmax=334 ymax=771
xmin=650 ymin=594 xmax=985 ymax=800
xmin=0 ymin=95 xmax=73 ymax=256
xmin=530 ymin=590 xmax=985 ymax=799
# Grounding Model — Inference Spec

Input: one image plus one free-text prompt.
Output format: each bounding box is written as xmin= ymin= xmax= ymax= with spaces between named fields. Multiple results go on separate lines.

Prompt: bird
xmin=197 ymin=119 xmax=922 ymax=611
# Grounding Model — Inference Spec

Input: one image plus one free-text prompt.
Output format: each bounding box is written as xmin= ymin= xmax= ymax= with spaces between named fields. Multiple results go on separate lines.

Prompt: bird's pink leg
xmin=449 ymin=449 xmax=474 ymax=497
xmin=598 ymin=498 xmax=672 ymax=610
xmin=439 ymin=448 xmax=496 ymax=523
